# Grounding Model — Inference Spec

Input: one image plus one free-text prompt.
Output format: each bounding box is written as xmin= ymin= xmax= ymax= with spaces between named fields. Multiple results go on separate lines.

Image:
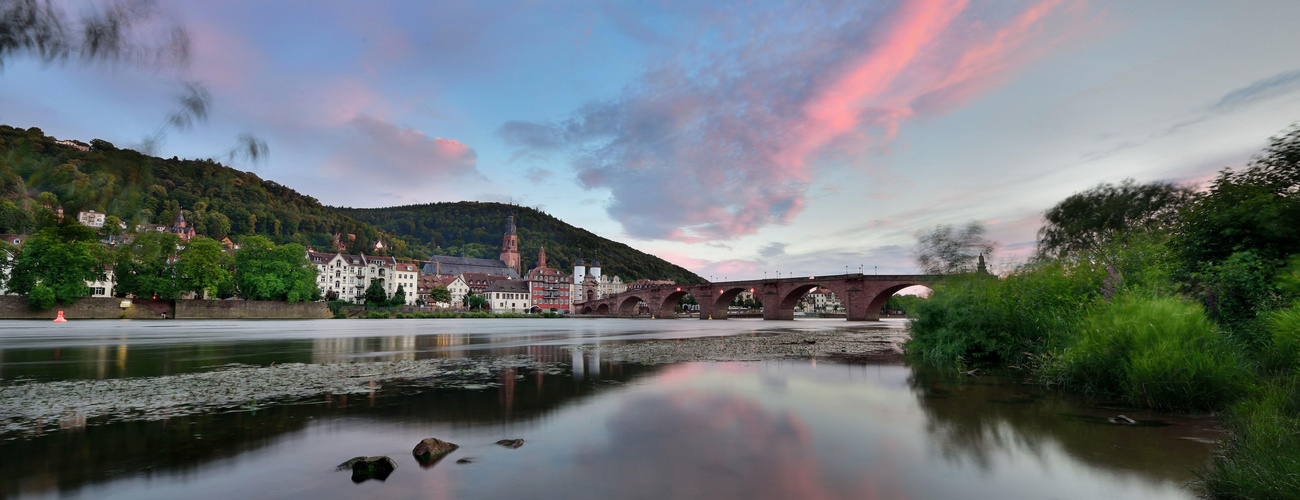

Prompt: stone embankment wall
xmin=0 ymin=296 xmax=170 ymax=319
xmin=0 ymin=296 xmax=329 ymax=319
xmin=174 ymin=300 xmax=330 ymax=319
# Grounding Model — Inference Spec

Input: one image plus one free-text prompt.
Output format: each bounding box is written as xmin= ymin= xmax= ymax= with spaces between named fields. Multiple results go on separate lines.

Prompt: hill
xmin=0 ymin=125 xmax=702 ymax=283
xmin=335 ymin=203 xmax=704 ymax=283
xmin=0 ymin=125 xmax=403 ymax=255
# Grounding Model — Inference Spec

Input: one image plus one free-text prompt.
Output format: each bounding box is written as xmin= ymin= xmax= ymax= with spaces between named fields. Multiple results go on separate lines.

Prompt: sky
xmin=4 ymin=0 xmax=1300 ymax=280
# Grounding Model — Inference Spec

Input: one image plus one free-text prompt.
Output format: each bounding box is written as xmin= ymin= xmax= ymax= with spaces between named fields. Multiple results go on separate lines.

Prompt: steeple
xmin=499 ymin=214 xmax=521 ymax=276
xmin=537 ymin=246 xmax=547 ymax=269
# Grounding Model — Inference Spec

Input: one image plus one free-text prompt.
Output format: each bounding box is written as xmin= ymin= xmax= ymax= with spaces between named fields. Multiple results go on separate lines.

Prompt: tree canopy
xmin=1036 ymin=179 xmax=1195 ymax=260
xmin=914 ymin=222 xmax=997 ymax=275
xmin=7 ymin=223 xmax=107 ymax=308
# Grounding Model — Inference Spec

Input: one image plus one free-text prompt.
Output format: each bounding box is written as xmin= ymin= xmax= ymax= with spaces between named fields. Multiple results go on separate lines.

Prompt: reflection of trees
xmin=0 ymin=362 xmax=662 ymax=497
xmin=909 ymin=367 xmax=1216 ymax=483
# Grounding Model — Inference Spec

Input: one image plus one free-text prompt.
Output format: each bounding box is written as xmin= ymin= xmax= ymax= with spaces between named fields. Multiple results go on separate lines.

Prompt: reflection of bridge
xmin=575 ymin=274 xmax=940 ymax=321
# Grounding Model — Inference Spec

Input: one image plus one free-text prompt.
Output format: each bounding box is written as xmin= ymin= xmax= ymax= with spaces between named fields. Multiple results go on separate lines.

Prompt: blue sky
xmin=4 ymin=0 xmax=1300 ymax=279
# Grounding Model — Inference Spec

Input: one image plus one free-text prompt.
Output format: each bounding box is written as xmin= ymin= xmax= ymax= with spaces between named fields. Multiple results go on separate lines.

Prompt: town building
xmin=524 ymin=246 xmax=571 ymax=313
xmin=77 ymin=210 xmax=106 ymax=228
xmin=486 ymin=279 xmax=530 ymax=313
xmin=417 ymin=273 xmax=469 ymax=308
xmin=308 ymin=251 xmax=419 ymax=305
xmin=498 ymin=214 xmax=522 ymax=276
xmin=572 ymin=253 xmax=628 ymax=303
xmin=168 ymin=209 xmax=197 ymax=241
xmin=461 ymin=272 xmax=511 ymax=296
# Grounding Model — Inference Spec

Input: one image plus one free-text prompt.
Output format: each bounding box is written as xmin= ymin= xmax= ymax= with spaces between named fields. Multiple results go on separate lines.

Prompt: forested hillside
xmin=0 ymin=125 xmax=406 ymax=255
xmin=336 ymin=202 xmax=705 ymax=283
xmin=0 ymin=125 xmax=702 ymax=283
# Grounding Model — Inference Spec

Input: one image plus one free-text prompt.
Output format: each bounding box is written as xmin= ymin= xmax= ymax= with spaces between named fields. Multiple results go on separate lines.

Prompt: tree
xmin=114 ymin=231 xmax=181 ymax=299
xmin=233 ymin=236 xmax=317 ymax=302
xmin=1172 ymin=124 xmax=1300 ymax=327
xmin=176 ymin=237 xmax=232 ymax=299
xmin=1036 ymin=179 xmax=1195 ymax=260
xmin=363 ymin=278 xmax=388 ymax=306
xmin=429 ymin=285 xmax=451 ymax=305
xmin=7 ymin=223 xmax=107 ymax=306
xmin=914 ymin=222 xmax=997 ymax=274
xmin=389 ymin=284 xmax=407 ymax=306
xmin=465 ymin=293 xmax=488 ymax=311
xmin=102 ymin=215 xmax=123 ymax=237
xmin=205 ymin=212 xmax=231 ymax=240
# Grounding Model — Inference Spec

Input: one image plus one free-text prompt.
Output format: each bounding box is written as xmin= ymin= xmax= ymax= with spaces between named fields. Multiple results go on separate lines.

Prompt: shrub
xmin=1264 ymin=303 xmax=1300 ymax=372
xmin=1042 ymin=295 xmax=1246 ymax=411
xmin=907 ymin=262 xmax=1102 ymax=367
xmin=365 ymin=311 xmax=390 ymax=319
xmin=27 ymin=284 xmax=56 ymax=310
xmin=1199 ymin=377 xmax=1300 ymax=498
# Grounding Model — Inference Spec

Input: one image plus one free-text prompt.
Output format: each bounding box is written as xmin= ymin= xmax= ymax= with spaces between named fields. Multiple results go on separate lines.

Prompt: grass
xmin=1040 ymin=295 xmax=1247 ymax=411
xmin=1199 ymin=377 xmax=1300 ymax=499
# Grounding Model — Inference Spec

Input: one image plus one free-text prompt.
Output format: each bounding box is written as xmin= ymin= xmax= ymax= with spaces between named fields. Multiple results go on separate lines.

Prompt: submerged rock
xmin=495 ymin=438 xmax=525 ymax=449
xmin=456 ymin=457 xmax=476 ymax=464
xmin=413 ymin=437 xmax=460 ymax=467
xmin=1108 ymin=415 xmax=1137 ymax=425
xmin=338 ymin=456 xmax=396 ymax=483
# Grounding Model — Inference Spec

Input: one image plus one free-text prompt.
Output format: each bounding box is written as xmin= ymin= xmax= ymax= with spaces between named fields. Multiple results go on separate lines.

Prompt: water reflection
xmin=0 ymin=320 xmax=1215 ymax=499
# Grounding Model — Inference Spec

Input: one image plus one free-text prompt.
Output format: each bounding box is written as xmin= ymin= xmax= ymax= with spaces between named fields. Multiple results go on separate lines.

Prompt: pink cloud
xmin=504 ymin=1 xmax=1092 ymax=242
xmin=321 ymin=115 xmax=481 ymax=200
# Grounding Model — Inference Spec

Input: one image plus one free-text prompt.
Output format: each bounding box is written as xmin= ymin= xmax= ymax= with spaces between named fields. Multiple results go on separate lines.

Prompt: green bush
xmin=907 ymin=262 xmax=1103 ymax=367
xmin=27 ymin=283 xmax=56 ymax=310
xmin=1265 ymin=303 xmax=1300 ymax=372
xmin=1042 ymin=295 xmax=1246 ymax=411
xmin=1199 ymin=377 xmax=1300 ymax=498
xmin=365 ymin=311 xmax=390 ymax=319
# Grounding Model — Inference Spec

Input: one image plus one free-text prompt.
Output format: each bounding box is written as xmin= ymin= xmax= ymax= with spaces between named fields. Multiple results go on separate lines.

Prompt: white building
xmin=486 ymin=279 xmax=530 ymax=313
xmin=77 ymin=210 xmax=106 ymax=228
xmin=308 ymin=251 xmax=419 ymax=305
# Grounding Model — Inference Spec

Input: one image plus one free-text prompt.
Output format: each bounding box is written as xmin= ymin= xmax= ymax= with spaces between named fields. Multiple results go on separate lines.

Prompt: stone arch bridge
xmin=575 ymin=274 xmax=940 ymax=321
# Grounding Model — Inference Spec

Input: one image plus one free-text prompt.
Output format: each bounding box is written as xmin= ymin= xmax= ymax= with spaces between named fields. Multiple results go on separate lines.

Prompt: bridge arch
xmin=595 ymin=303 xmax=610 ymax=315
xmin=866 ymin=284 xmax=931 ymax=319
xmin=704 ymin=287 xmax=752 ymax=319
xmin=617 ymin=295 xmax=649 ymax=316
xmin=656 ymin=290 xmax=692 ymax=318
xmin=581 ymin=305 xmax=593 ymax=314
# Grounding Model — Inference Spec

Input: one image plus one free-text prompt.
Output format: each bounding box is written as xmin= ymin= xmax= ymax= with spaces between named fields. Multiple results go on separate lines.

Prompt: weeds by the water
xmin=1199 ymin=376 xmax=1300 ymax=498
xmin=1040 ymin=295 xmax=1246 ymax=411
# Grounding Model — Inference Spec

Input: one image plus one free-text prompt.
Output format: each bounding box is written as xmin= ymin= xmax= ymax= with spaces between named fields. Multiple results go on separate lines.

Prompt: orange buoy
xmin=53 ymin=311 xmax=67 ymax=323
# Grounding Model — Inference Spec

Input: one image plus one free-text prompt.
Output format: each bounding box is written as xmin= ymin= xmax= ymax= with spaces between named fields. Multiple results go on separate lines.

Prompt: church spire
xmin=537 ymin=246 xmax=547 ymax=269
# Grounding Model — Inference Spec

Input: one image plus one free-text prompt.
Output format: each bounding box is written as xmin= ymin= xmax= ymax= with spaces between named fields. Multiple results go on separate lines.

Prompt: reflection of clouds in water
xmin=571 ymin=390 xmax=834 ymax=500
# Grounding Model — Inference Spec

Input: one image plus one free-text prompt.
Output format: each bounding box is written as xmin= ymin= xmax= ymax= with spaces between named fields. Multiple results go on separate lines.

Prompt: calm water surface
xmin=0 ymin=319 xmax=1218 ymax=499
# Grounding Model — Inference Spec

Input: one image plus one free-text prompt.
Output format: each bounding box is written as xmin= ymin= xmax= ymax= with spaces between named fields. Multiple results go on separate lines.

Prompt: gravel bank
xmin=564 ymin=325 xmax=911 ymax=364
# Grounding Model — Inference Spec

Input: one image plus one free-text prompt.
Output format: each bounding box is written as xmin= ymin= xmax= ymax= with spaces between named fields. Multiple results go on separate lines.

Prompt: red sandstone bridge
xmin=575 ymin=273 xmax=941 ymax=320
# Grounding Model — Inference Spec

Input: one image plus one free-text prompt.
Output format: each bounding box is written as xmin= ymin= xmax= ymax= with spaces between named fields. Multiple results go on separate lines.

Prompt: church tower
xmin=499 ymin=214 xmax=521 ymax=276
xmin=537 ymin=246 xmax=547 ymax=269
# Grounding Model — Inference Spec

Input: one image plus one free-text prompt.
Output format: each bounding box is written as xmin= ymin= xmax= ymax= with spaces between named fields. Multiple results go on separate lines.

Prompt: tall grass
xmin=1040 ymin=295 xmax=1247 ymax=411
xmin=907 ymin=261 xmax=1104 ymax=367
xmin=1199 ymin=377 xmax=1300 ymax=498
xmin=1264 ymin=303 xmax=1300 ymax=372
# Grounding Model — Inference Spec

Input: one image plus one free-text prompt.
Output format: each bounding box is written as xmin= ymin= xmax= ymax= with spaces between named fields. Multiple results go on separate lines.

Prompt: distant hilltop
xmin=0 ymin=125 xmax=702 ymax=283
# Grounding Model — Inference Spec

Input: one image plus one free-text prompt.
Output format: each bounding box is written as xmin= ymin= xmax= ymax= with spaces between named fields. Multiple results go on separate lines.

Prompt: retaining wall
xmin=0 ymin=296 xmax=169 ymax=319
xmin=0 ymin=296 xmax=329 ymax=320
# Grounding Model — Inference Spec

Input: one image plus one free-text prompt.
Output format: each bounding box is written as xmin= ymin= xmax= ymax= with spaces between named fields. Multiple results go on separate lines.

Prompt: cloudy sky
xmin=5 ymin=0 xmax=1300 ymax=279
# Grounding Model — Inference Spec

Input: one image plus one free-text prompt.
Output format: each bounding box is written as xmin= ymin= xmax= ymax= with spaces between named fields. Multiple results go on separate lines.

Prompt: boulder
xmin=413 ymin=437 xmax=460 ymax=467
xmin=495 ymin=439 xmax=525 ymax=449
xmin=456 ymin=457 xmax=476 ymax=464
xmin=337 ymin=456 xmax=396 ymax=483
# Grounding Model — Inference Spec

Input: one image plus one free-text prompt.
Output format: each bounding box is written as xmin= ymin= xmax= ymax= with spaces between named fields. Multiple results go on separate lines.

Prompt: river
xmin=0 ymin=318 xmax=1219 ymax=499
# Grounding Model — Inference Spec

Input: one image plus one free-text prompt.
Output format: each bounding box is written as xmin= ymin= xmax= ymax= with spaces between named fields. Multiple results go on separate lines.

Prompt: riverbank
xmin=0 ymin=296 xmax=331 ymax=319
xmin=0 ymin=321 xmax=906 ymax=437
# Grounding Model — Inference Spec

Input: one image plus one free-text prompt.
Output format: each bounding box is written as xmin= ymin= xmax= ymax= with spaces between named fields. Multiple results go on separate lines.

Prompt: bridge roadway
xmin=574 ymin=273 xmax=940 ymax=321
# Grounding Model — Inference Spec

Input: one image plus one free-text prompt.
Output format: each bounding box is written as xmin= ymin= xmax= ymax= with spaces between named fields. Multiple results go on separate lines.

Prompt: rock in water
xmin=456 ymin=457 xmax=476 ymax=464
xmin=495 ymin=439 xmax=525 ymax=449
xmin=413 ymin=437 xmax=460 ymax=467
xmin=337 ymin=456 xmax=396 ymax=483
xmin=1108 ymin=415 xmax=1138 ymax=425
